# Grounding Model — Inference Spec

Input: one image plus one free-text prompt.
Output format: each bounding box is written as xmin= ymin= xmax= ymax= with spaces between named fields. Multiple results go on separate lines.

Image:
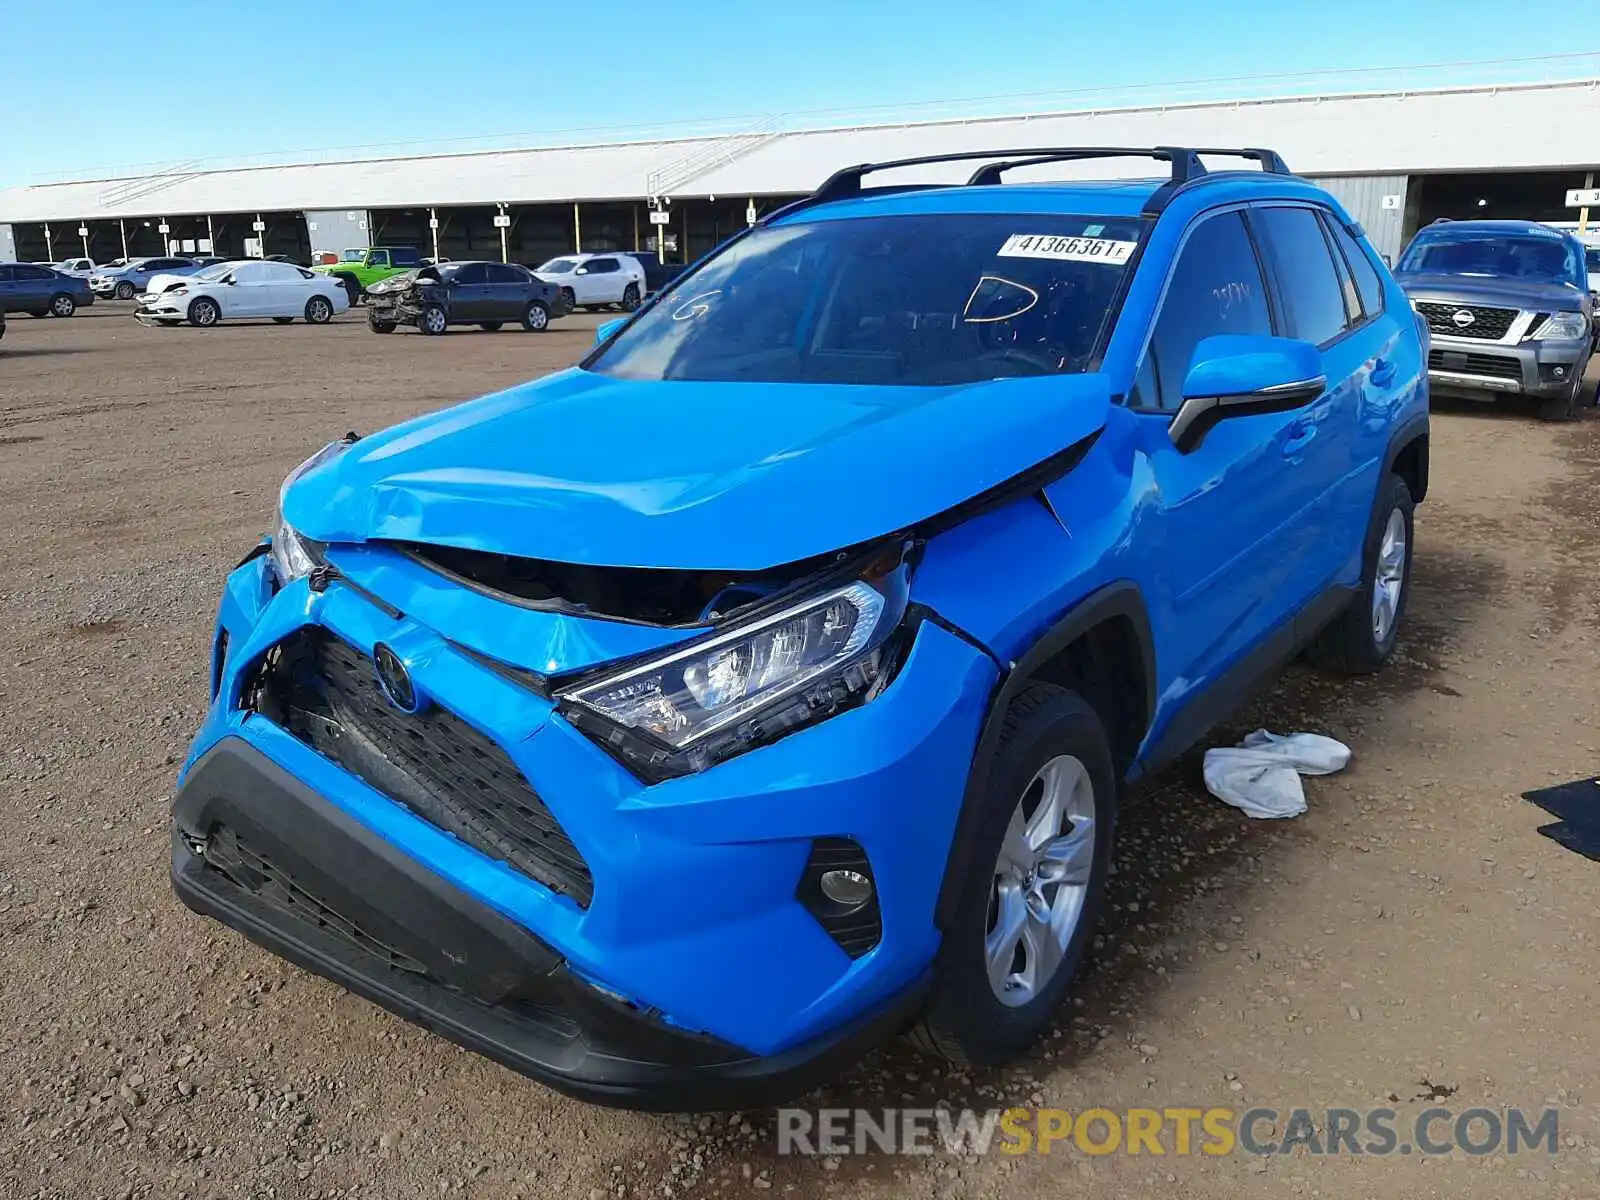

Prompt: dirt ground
xmin=1 ymin=303 xmax=1597 ymax=1200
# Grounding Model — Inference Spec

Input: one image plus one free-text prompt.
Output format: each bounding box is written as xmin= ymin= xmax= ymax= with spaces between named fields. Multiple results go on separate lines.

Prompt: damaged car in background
xmin=364 ymin=260 xmax=566 ymax=335
xmin=171 ymin=145 xmax=1429 ymax=1110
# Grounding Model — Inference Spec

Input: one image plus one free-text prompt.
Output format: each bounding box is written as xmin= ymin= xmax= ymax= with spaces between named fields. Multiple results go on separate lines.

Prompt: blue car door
xmin=1123 ymin=209 xmax=1328 ymax=708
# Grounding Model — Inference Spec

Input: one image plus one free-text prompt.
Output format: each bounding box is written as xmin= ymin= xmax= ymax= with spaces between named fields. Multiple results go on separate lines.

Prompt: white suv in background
xmin=532 ymin=252 xmax=647 ymax=312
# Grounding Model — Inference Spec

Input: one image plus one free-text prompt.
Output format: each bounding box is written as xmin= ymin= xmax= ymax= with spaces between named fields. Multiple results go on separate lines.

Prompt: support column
xmin=430 ymin=208 xmax=440 ymax=262
xmin=573 ymin=202 xmax=582 ymax=253
xmin=1580 ymin=170 xmax=1595 ymax=237
xmin=43 ymin=223 xmax=54 ymax=261
xmin=205 ymin=214 xmax=215 ymax=254
xmin=79 ymin=222 xmax=90 ymax=260
xmin=119 ymin=218 xmax=128 ymax=260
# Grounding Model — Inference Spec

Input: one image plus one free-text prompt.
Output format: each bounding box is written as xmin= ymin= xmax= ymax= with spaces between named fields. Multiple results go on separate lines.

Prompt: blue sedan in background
xmin=0 ymin=263 xmax=94 ymax=317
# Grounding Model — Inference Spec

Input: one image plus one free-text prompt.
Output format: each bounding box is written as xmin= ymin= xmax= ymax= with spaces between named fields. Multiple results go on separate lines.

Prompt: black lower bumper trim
xmin=172 ymin=738 xmax=928 ymax=1110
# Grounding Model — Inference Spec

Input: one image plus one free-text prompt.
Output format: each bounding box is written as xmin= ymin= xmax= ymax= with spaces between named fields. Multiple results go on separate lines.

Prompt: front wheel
xmin=559 ymin=287 xmax=575 ymax=313
xmin=620 ymin=283 xmax=641 ymax=312
xmin=49 ymin=293 xmax=77 ymax=317
xmin=114 ymin=281 xmax=136 ymax=300
xmin=1305 ymin=472 xmax=1415 ymax=675
xmin=335 ymin=275 xmax=361 ymax=307
xmin=911 ymin=684 xmax=1115 ymax=1065
xmin=187 ymin=296 xmax=220 ymax=328
xmin=367 ymin=311 xmax=396 ymax=334
xmin=478 ymin=321 xmax=503 ymax=332
xmin=273 ymin=316 xmax=294 ymax=325
xmin=521 ymin=300 xmax=549 ymax=332
xmin=419 ymin=303 xmax=448 ymax=335
xmin=304 ymin=295 xmax=334 ymax=325
xmin=1538 ymin=371 xmax=1586 ymax=421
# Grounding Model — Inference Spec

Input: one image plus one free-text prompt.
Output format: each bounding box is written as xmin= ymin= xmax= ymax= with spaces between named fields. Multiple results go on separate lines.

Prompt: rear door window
xmin=1133 ymin=211 xmax=1274 ymax=411
xmin=1250 ymin=207 xmax=1352 ymax=345
xmin=485 ymin=263 xmax=525 ymax=284
xmin=1325 ymin=219 xmax=1386 ymax=319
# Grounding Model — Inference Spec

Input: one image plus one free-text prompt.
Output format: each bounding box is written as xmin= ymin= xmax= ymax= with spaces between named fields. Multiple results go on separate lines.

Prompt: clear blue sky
xmin=2 ymin=0 xmax=1594 ymax=186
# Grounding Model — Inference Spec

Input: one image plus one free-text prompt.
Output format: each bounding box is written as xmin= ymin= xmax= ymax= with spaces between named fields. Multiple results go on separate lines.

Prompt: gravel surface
xmin=1 ymin=304 xmax=1597 ymax=1199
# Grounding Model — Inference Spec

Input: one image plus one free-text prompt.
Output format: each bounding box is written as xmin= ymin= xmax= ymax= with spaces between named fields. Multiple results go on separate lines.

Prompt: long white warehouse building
xmin=3 ymin=78 xmax=1598 ymax=267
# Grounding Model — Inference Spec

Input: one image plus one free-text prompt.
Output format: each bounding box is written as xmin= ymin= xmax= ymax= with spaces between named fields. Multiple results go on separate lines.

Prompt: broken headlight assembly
xmin=557 ymin=567 xmax=912 ymax=780
xmin=268 ymin=438 xmax=352 ymax=585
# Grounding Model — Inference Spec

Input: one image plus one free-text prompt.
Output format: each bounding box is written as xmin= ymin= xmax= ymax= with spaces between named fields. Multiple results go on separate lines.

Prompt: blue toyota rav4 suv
xmin=173 ymin=146 xmax=1429 ymax=1109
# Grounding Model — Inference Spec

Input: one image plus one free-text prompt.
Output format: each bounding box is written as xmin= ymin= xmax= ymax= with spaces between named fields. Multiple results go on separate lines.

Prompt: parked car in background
xmin=0 ymin=309 xmax=7 ymax=342
xmin=134 ymin=260 xmax=349 ymax=327
xmin=617 ymin=251 xmax=687 ymax=294
xmin=365 ymin=261 xmax=563 ymax=334
xmin=310 ymin=247 xmax=425 ymax=305
xmin=533 ymin=251 xmax=647 ymax=312
xmin=0 ymin=263 xmax=94 ymax=316
xmin=174 ymin=145 xmax=1429 ymax=1108
xmin=1396 ymin=218 xmax=1593 ymax=420
xmin=51 ymin=257 xmax=97 ymax=278
xmin=90 ymin=257 xmax=203 ymax=300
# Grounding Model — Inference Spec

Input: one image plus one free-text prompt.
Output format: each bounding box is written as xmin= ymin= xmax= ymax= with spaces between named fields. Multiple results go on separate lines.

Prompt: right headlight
xmin=267 ymin=439 xmax=349 ymax=585
xmin=1532 ymin=311 xmax=1589 ymax=341
xmin=558 ymin=569 xmax=911 ymax=780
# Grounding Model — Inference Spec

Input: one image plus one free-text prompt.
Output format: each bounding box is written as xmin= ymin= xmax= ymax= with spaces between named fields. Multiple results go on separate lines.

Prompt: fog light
xmin=819 ymin=868 xmax=873 ymax=911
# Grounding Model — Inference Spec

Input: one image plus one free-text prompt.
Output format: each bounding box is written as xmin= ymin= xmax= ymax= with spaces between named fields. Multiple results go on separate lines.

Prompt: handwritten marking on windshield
xmin=671 ymin=290 xmax=722 ymax=321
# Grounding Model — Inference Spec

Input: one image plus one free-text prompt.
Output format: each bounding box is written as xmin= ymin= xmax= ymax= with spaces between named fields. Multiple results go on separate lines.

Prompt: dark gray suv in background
xmin=1396 ymin=219 xmax=1594 ymax=421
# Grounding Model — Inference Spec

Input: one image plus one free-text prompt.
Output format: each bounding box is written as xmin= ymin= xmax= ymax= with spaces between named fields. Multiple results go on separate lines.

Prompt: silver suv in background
xmin=1396 ymin=219 xmax=1594 ymax=421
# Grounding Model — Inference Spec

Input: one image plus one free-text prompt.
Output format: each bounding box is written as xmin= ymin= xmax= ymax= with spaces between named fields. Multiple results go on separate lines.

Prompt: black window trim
xmin=1122 ymin=202 xmax=1279 ymax=416
xmin=1325 ymin=213 xmax=1388 ymax=326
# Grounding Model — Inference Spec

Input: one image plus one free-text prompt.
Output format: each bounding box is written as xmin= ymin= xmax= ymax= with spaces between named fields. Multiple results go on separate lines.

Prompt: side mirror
xmin=574 ymin=266 xmax=589 ymax=275
xmin=595 ymin=317 xmax=627 ymax=344
xmin=222 ymin=275 xmax=236 ymax=285
xmin=1169 ymin=334 xmax=1325 ymax=453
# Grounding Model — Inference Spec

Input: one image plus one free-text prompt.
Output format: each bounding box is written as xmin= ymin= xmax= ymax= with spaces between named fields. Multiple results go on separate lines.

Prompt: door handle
xmin=1282 ymin=414 xmax=1317 ymax=457
xmin=1369 ymin=358 xmax=1397 ymax=387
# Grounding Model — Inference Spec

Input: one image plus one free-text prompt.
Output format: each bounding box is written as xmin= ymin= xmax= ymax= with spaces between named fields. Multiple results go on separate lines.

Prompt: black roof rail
xmin=761 ymin=145 xmax=1293 ymax=225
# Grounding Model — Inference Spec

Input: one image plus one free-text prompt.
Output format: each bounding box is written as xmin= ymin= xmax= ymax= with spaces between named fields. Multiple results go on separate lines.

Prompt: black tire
xmin=419 ymin=303 xmax=448 ymax=335
xmin=114 ymin=281 xmax=136 ymax=300
xmin=49 ymin=293 xmax=76 ymax=317
xmin=27 ymin=310 xmax=49 ymax=318
xmin=522 ymin=300 xmax=550 ymax=332
xmin=478 ymin=321 xmax=503 ymax=332
xmin=1538 ymin=369 xmax=1586 ymax=421
xmin=367 ymin=312 xmax=396 ymax=334
xmin=560 ymin=287 xmax=576 ymax=312
xmin=621 ymin=283 xmax=641 ymax=312
xmin=334 ymin=274 xmax=361 ymax=308
xmin=304 ymin=295 xmax=334 ymax=325
xmin=911 ymin=683 xmax=1116 ymax=1066
xmin=1305 ymin=472 xmax=1415 ymax=675
xmin=187 ymin=296 xmax=220 ymax=328
xmin=273 ymin=316 xmax=295 ymax=324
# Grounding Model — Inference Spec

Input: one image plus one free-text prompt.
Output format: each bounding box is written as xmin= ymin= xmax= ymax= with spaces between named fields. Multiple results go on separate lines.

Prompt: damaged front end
xmin=364 ymin=269 xmax=439 ymax=324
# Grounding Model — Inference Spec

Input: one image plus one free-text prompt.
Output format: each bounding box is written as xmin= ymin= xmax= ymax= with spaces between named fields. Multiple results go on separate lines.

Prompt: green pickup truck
xmin=311 ymin=247 xmax=427 ymax=304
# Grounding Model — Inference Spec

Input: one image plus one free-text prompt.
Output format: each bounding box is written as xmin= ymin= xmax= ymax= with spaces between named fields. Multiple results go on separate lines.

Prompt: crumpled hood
xmin=1397 ymin=271 xmax=1586 ymax=312
xmin=283 ymin=368 xmax=1109 ymax=571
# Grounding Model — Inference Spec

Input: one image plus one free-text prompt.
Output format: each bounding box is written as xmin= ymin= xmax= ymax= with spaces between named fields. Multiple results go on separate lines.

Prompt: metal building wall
xmin=304 ymin=209 xmax=369 ymax=258
xmin=1309 ymin=175 xmax=1409 ymax=263
xmin=0 ymin=224 xmax=15 ymax=260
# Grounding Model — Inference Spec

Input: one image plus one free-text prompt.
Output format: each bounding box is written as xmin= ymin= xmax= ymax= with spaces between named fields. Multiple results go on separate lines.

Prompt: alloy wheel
xmin=51 ymin=295 xmax=74 ymax=317
xmin=986 ymin=754 xmax=1097 ymax=1007
xmin=423 ymin=307 xmax=447 ymax=334
xmin=1371 ymin=508 xmax=1407 ymax=643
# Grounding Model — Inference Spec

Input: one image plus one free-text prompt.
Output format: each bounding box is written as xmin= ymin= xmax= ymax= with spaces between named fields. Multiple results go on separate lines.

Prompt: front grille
xmin=1428 ymin=349 xmax=1522 ymax=381
xmin=204 ymin=825 xmax=429 ymax=976
xmin=1415 ymin=301 xmax=1518 ymax=341
xmin=249 ymin=628 xmax=593 ymax=906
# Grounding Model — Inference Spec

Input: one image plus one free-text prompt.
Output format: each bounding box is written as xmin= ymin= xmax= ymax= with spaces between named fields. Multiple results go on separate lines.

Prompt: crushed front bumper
xmin=1426 ymin=331 xmax=1589 ymax=398
xmin=174 ymin=548 xmax=996 ymax=1106
xmin=173 ymin=738 xmax=928 ymax=1109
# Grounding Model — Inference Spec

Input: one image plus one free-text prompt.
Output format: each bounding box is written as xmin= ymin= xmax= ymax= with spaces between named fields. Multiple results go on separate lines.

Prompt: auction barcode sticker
xmin=997 ymin=234 xmax=1137 ymax=264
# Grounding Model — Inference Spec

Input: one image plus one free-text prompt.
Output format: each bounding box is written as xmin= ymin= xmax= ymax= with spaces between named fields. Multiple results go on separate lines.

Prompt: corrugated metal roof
xmin=3 ymin=79 xmax=1597 ymax=224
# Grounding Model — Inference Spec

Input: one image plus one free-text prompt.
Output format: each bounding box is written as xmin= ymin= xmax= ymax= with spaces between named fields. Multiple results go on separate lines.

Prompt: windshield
xmin=1585 ymin=247 xmax=1600 ymax=272
xmin=591 ymin=213 xmax=1144 ymax=386
xmin=193 ymin=263 xmax=235 ymax=281
xmin=341 ymin=249 xmax=365 ymax=262
xmin=1399 ymin=231 xmax=1576 ymax=283
xmin=538 ymin=258 xmax=578 ymax=274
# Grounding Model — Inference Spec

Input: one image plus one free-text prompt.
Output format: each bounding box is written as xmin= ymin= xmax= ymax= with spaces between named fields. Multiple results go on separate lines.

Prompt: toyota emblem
xmin=373 ymin=643 xmax=424 ymax=713
xmin=1451 ymin=309 xmax=1476 ymax=328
